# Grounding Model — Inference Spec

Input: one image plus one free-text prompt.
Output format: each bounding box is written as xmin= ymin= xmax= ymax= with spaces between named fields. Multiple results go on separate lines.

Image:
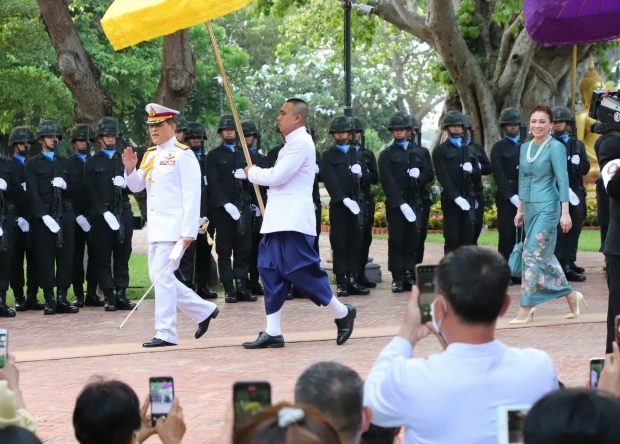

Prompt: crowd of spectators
xmin=2 ymin=247 xmax=620 ymax=443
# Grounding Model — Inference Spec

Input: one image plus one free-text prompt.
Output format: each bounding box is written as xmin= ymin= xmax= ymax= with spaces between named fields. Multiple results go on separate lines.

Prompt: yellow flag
xmin=101 ymin=0 xmax=255 ymax=51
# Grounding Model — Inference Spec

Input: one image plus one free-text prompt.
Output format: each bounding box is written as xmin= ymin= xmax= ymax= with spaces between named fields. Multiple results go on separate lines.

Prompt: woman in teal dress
xmin=510 ymin=105 xmax=586 ymax=324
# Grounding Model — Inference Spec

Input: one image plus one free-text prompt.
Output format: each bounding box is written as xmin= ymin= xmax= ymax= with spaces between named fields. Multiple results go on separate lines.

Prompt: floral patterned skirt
xmin=520 ymin=201 xmax=573 ymax=306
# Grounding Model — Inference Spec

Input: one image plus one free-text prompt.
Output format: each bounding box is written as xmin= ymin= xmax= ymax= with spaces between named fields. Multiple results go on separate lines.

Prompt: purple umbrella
xmin=524 ymin=0 xmax=620 ymax=47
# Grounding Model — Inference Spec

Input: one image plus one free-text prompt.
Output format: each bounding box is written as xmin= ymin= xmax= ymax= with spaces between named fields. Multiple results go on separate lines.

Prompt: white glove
xmin=17 ymin=217 xmax=29 ymax=233
xmin=350 ymin=164 xmax=362 ymax=177
xmin=112 ymin=176 xmax=126 ymax=188
xmin=169 ymin=239 xmax=186 ymax=261
xmin=408 ymin=168 xmax=420 ymax=178
xmin=454 ymin=197 xmax=471 ymax=211
xmin=0 ymin=226 xmax=3 ymax=236
xmin=400 ymin=203 xmax=416 ymax=222
xmin=42 ymin=215 xmax=60 ymax=233
xmin=21 ymin=182 xmax=26 ymax=192
xmin=76 ymin=215 xmax=91 ymax=232
xmin=203 ymin=176 xmax=208 ymax=186
xmin=478 ymin=162 xmax=482 ymax=169
xmin=315 ymin=164 xmax=320 ymax=175
xmin=233 ymin=169 xmax=246 ymax=180
xmin=51 ymin=177 xmax=67 ymax=190
xmin=0 ymin=179 xmax=7 ymax=191
xmin=568 ymin=188 xmax=580 ymax=206
xmin=510 ymin=195 xmax=520 ymax=208
xmin=475 ymin=200 xmax=479 ymax=209
xmin=251 ymin=204 xmax=261 ymax=217
xmin=103 ymin=211 xmax=120 ymax=231
xmin=224 ymin=203 xmax=241 ymax=220
xmin=342 ymin=198 xmax=360 ymax=215
xmin=462 ymin=162 xmax=473 ymax=173
xmin=198 ymin=216 xmax=209 ymax=234
xmin=570 ymin=155 xmax=580 ymax=165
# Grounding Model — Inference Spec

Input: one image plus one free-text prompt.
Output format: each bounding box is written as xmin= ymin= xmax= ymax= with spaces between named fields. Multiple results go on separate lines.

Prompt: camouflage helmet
xmin=329 ymin=115 xmax=352 ymax=133
xmin=410 ymin=116 xmax=420 ymax=131
xmin=186 ymin=122 xmax=207 ymax=140
xmin=498 ymin=108 xmax=522 ymax=126
xmin=8 ymin=127 xmax=35 ymax=146
xmin=388 ymin=111 xmax=412 ymax=130
xmin=440 ymin=110 xmax=466 ymax=129
xmin=35 ymin=120 xmax=62 ymax=140
xmin=552 ymin=106 xmax=573 ymax=123
xmin=96 ymin=117 xmax=120 ymax=137
xmin=70 ymin=124 xmax=95 ymax=143
xmin=241 ymin=121 xmax=260 ymax=137
xmin=217 ymin=114 xmax=236 ymax=133
xmin=463 ymin=115 xmax=473 ymax=129
xmin=176 ymin=114 xmax=188 ymax=131
xmin=352 ymin=117 xmax=364 ymax=132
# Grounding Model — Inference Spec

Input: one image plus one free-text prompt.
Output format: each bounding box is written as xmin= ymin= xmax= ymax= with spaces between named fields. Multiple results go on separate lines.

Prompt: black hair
xmin=285 ymin=98 xmax=309 ymax=123
xmin=0 ymin=426 xmax=43 ymax=444
xmin=73 ymin=378 xmax=141 ymax=444
xmin=360 ymin=424 xmax=400 ymax=444
xmin=294 ymin=362 xmax=363 ymax=440
xmin=524 ymin=389 xmax=620 ymax=444
xmin=435 ymin=246 xmax=510 ymax=324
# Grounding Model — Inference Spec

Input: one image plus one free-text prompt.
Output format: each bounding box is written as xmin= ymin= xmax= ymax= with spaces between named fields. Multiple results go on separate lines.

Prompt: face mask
xmin=430 ymin=296 xmax=447 ymax=339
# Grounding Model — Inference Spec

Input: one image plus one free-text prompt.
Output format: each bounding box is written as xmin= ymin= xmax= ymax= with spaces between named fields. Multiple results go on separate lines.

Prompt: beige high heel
xmin=509 ymin=307 xmax=536 ymax=325
xmin=565 ymin=292 xmax=588 ymax=319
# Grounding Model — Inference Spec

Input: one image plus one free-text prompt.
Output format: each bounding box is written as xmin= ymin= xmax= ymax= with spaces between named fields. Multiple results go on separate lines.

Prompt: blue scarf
xmin=42 ymin=151 xmax=54 ymax=161
xmin=102 ymin=149 xmax=116 ymax=159
xmin=558 ymin=133 xmax=570 ymax=144
xmin=76 ymin=153 xmax=88 ymax=163
xmin=355 ymin=145 xmax=361 ymax=151
xmin=193 ymin=150 xmax=202 ymax=161
xmin=505 ymin=135 xmax=520 ymax=146
xmin=14 ymin=155 xmax=25 ymax=165
xmin=336 ymin=144 xmax=350 ymax=154
xmin=396 ymin=141 xmax=409 ymax=149
xmin=249 ymin=147 xmax=257 ymax=154
xmin=449 ymin=137 xmax=462 ymax=148
xmin=465 ymin=139 xmax=471 ymax=145
xmin=224 ymin=144 xmax=236 ymax=151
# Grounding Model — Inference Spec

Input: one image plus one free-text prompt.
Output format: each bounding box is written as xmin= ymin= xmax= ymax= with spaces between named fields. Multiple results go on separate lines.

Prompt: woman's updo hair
xmin=530 ymin=105 xmax=554 ymax=122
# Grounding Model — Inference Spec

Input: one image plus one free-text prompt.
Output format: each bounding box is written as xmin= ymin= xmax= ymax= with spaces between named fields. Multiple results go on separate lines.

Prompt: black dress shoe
xmin=347 ymin=275 xmax=370 ymax=295
xmin=285 ymin=290 xmax=294 ymax=300
xmin=14 ymin=296 xmax=27 ymax=312
xmin=337 ymin=284 xmax=349 ymax=297
xmin=143 ymin=338 xmax=176 ymax=348
xmin=195 ymin=307 xmax=219 ymax=339
xmin=564 ymin=267 xmax=586 ymax=282
xmin=115 ymin=289 xmax=136 ymax=310
xmin=225 ymin=291 xmax=238 ymax=303
xmin=43 ymin=290 xmax=56 ymax=315
xmin=57 ymin=290 xmax=79 ymax=314
xmin=104 ymin=290 xmax=117 ymax=312
xmin=360 ymin=275 xmax=377 ymax=288
xmin=25 ymin=294 xmax=45 ymax=311
xmin=403 ymin=271 xmax=415 ymax=291
xmin=197 ymin=286 xmax=218 ymax=299
xmin=250 ymin=282 xmax=264 ymax=296
xmin=236 ymin=279 xmax=257 ymax=302
xmin=335 ymin=304 xmax=356 ymax=345
xmin=0 ymin=292 xmax=15 ymax=317
xmin=84 ymin=292 xmax=105 ymax=307
xmin=570 ymin=263 xmax=585 ymax=274
xmin=73 ymin=288 xmax=85 ymax=308
xmin=242 ymin=331 xmax=285 ymax=349
xmin=392 ymin=280 xmax=404 ymax=293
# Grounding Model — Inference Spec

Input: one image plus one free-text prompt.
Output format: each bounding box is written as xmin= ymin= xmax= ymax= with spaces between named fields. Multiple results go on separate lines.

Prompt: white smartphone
xmin=497 ymin=405 xmax=531 ymax=444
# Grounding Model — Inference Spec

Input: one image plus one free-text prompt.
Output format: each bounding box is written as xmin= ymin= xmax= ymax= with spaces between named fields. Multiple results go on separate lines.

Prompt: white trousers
xmin=149 ymin=242 xmax=217 ymax=344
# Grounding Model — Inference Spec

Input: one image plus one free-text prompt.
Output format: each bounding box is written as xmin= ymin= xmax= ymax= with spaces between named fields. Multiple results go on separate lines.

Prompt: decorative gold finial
xmin=580 ymin=55 xmax=605 ymax=106
xmin=148 ymin=106 xmax=156 ymax=117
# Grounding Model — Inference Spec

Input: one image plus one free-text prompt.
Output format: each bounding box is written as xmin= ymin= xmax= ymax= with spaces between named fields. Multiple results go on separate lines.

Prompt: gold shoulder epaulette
xmin=174 ymin=142 xmax=190 ymax=150
xmin=146 ymin=146 xmax=157 ymax=152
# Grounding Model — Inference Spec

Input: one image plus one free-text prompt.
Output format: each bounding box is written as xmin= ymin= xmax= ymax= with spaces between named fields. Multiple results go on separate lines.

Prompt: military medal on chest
xmin=160 ymin=152 xmax=176 ymax=166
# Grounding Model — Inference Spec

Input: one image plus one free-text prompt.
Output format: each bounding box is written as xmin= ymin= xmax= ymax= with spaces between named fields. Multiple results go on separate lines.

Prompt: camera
xmin=588 ymin=90 xmax=620 ymax=134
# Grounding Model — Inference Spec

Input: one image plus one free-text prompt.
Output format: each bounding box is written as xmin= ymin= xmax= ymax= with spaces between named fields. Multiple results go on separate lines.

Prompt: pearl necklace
xmin=526 ymin=135 xmax=552 ymax=163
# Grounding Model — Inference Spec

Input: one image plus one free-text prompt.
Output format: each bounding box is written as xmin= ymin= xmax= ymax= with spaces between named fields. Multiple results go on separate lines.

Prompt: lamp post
xmin=214 ymin=74 xmax=224 ymax=116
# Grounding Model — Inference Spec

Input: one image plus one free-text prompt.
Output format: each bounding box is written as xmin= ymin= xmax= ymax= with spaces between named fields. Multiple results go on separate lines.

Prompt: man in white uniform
xmin=122 ymin=104 xmax=219 ymax=347
xmin=242 ymin=98 xmax=356 ymax=349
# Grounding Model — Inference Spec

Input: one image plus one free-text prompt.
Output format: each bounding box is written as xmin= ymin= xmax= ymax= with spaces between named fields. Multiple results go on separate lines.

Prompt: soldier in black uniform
xmin=322 ymin=115 xmax=369 ymax=297
xmin=84 ymin=117 xmax=136 ymax=311
xmin=68 ymin=124 xmax=103 ymax=307
xmin=206 ymin=115 xmax=257 ymax=303
xmin=379 ymin=111 xmax=434 ymax=293
xmin=552 ymin=107 xmax=590 ymax=282
xmin=174 ymin=122 xmax=217 ymax=299
xmin=464 ymin=116 xmax=492 ymax=245
xmin=432 ymin=111 xmax=481 ymax=254
xmin=490 ymin=108 xmax=523 ymax=284
xmin=26 ymin=120 xmax=79 ymax=315
xmin=7 ymin=127 xmax=43 ymax=311
xmin=350 ymin=117 xmax=378 ymax=289
xmin=175 ymin=114 xmax=188 ymax=143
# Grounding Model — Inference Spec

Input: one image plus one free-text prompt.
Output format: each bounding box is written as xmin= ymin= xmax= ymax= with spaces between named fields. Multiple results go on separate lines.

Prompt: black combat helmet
xmin=329 ymin=115 xmax=353 ymax=133
xmin=186 ymin=122 xmax=207 ymax=140
xmin=388 ymin=111 xmax=412 ymax=130
xmin=70 ymin=124 xmax=95 ymax=143
xmin=8 ymin=127 xmax=35 ymax=146
xmin=96 ymin=117 xmax=120 ymax=137
xmin=441 ymin=111 xmax=466 ymax=129
xmin=498 ymin=108 xmax=522 ymax=126
xmin=352 ymin=117 xmax=364 ymax=132
xmin=241 ymin=121 xmax=260 ymax=137
xmin=553 ymin=106 xmax=573 ymax=123
xmin=176 ymin=114 xmax=188 ymax=131
xmin=35 ymin=120 xmax=62 ymax=140
xmin=217 ymin=114 xmax=236 ymax=133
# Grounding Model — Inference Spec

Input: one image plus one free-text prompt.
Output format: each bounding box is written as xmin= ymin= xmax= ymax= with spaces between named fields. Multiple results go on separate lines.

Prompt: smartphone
xmin=150 ymin=377 xmax=174 ymax=426
xmin=233 ymin=381 xmax=271 ymax=426
xmin=615 ymin=315 xmax=620 ymax=346
xmin=590 ymin=358 xmax=605 ymax=391
xmin=415 ymin=264 xmax=437 ymax=324
xmin=0 ymin=329 xmax=7 ymax=368
xmin=497 ymin=405 xmax=531 ymax=444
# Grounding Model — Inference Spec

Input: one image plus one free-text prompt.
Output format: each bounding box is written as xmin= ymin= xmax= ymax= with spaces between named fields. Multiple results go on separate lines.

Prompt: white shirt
xmin=364 ymin=337 xmax=558 ymax=444
xmin=125 ymin=136 xmax=201 ymax=243
xmin=247 ymin=126 xmax=316 ymax=236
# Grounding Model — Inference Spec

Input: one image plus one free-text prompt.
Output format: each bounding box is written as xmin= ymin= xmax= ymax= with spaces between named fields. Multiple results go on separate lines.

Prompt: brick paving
xmin=3 ymin=232 xmax=611 ymax=443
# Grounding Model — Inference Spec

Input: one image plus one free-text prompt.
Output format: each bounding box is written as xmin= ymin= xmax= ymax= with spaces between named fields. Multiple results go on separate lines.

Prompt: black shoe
xmin=85 ymin=290 xmax=105 ymax=307
xmin=236 ymin=279 xmax=257 ymax=302
xmin=286 ymin=289 xmax=294 ymax=300
xmin=195 ymin=307 xmax=219 ymax=339
xmin=250 ymin=282 xmax=264 ymax=296
xmin=570 ymin=263 xmax=585 ymax=274
xmin=335 ymin=304 xmax=356 ymax=345
xmin=197 ymin=286 xmax=218 ymax=299
xmin=337 ymin=284 xmax=349 ymax=297
xmin=564 ymin=267 xmax=586 ymax=282
xmin=14 ymin=294 xmax=27 ymax=312
xmin=0 ymin=292 xmax=15 ymax=317
xmin=242 ymin=331 xmax=285 ymax=349
xmin=359 ymin=275 xmax=376 ymax=289
xmin=57 ymin=290 xmax=79 ymax=314
xmin=104 ymin=290 xmax=117 ymax=312
xmin=347 ymin=277 xmax=370 ymax=296
xmin=25 ymin=292 xmax=45 ymax=311
xmin=392 ymin=280 xmax=404 ymax=293
xmin=143 ymin=338 xmax=176 ymax=348
xmin=225 ymin=291 xmax=238 ymax=303
xmin=115 ymin=289 xmax=136 ymax=310
xmin=73 ymin=287 xmax=85 ymax=308
xmin=43 ymin=289 xmax=56 ymax=315
xmin=511 ymin=276 xmax=522 ymax=285
xmin=403 ymin=270 xmax=415 ymax=291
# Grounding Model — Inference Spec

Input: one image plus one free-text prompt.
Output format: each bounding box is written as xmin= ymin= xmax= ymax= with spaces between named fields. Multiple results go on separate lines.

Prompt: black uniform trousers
xmin=441 ymin=193 xmax=474 ymax=255
xmin=416 ymin=196 xmax=431 ymax=264
xmin=606 ymin=255 xmax=620 ymax=353
xmin=34 ymin=210 xmax=74 ymax=290
xmin=0 ymin=216 xmax=16 ymax=291
xmin=10 ymin=226 xmax=38 ymax=296
xmin=473 ymin=193 xmax=485 ymax=245
xmin=329 ymin=201 xmax=362 ymax=278
xmin=598 ymin=178 xmax=610 ymax=248
xmin=92 ymin=209 xmax=133 ymax=291
xmin=314 ymin=206 xmax=321 ymax=255
xmin=250 ymin=232 xmax=263 ymax=280
xmin=555 ymin=202 xmax=583 ymax=266
xmin=359 ymin=197 xmax=375 ymax=277
xmin=175 ymin=240 xmax=197 ymax=286
xmin=212 ymin=206 xmax=251 ymax=285
xmin=387 ymin=205 xmax=417 ymax=279
xmin=72 ymin=223 xmax=97 ymax=291
xmin=496 ymin=193 xmax=518 ymax=261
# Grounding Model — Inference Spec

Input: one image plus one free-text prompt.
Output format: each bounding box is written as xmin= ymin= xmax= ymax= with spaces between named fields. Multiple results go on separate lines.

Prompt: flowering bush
xmin=374 ymin=201 xmax=387 ymax=227
xmin=484 ymin=204 xmax=498 ymax=229
xmin=428 ymin=202 xmax=444 ymax=230
xmin=583 ymin=199 xmax=598 ymax=227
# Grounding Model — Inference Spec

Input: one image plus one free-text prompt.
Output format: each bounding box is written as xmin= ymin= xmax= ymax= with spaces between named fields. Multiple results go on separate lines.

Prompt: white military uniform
xmin=126 ymin=135 xmax=217 ymax=344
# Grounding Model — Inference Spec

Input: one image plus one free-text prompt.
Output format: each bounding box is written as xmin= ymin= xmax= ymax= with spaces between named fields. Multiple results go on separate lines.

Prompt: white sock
xmin=327 ymin=296 xmax=348 ymax=319
xmin=265 ymin=309 xmax=282 ymax=336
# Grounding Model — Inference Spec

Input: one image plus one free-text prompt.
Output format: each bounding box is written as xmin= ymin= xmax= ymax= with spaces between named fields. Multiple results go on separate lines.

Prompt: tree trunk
xmin=155 ymin=30 xmax=196 ymax=110
xmin=36 ymin=0 xmax=113 ymax=125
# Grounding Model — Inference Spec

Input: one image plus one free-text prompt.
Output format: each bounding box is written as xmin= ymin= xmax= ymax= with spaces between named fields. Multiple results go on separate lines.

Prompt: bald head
xmin=278 ymin=98 xmax=309 ymax=137
xmin=286 ymin=98 xmax=308 ymax=124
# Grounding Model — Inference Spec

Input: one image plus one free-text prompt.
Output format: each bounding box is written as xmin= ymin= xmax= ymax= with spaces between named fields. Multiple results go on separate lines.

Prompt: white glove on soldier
xmin=570 ymin=155 xmax=580 ymax=165
xmin=251 ymin=204 xmax=261 ymax=217
xmin=76 ymin=215 xmax=91 ymax=232
xmin=462 ymin=162 xmax=473 ymax=173
xmin=0 ymin=179 xmax=7 ymax=191
xmin=21 ymin=182 xmax=26 ymax=192
xmin=17 ymin=217 xmax=29 ymax=233
xmin=342 ymin=198 xmax=360 ymax=215
xmin=169 ymin=239 xmax=186 ymax=261
xmin=224 ymin=203 xmax=241 ymax=220
xmin=509 ymin=195 xmax=520 ymax=208
xmin=568 ymin=188 xmax=580 ymax=206
xmin=233 ymin=169 xmax=246 ymax=180
xmin=408 ymin=168 xmax=420 ymax=178
xmin=400 ymin=203 xmax=416 ymax=222
xmin=350 ymin=164 xmax=362 ymax=177
xmin=454 ymin=197 xmax=471 ymax=211
xmin=51 ymin=177 xmax=67 ymax=190
xmin=315 ymin=164 xmax=320 ymax=175
xmin=203 ymin=176 xmax=208 ymax=186
xmin=103 ymin=211 xmax=120 ymax=231
xmin=112 ymin=176 xmax=126 ymax=188
xmin=198 ymin=216 xmax=209 ymax=234
xmin=42 ymin=215 xmax=60 ymax=233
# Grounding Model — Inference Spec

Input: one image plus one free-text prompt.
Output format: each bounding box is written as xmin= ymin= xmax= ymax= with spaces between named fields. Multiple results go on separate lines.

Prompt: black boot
xmin=14 ymin=291 xmax=27 ymax=312
xmin=564 ymin=265 xmax=586 ymax=282
xmin=115 ymin=288 xmax=136 ymax=310
xmin=57 ymin=289 xmax=79 ymax=314
xmin=26 ymin=289 xmax=44 ymax=310
xmin=359 ymin=275 xmax=376 ymax=289
xmin=236 ymin=279 xmax=257 ymax=302
xmin=403 ymin=270 xmax=415 ymax=291
xmin=104 ymin=290 xmax=117 ymax=311
xmin=347 ymin=273 xmax=370 ymax=295
xmin=84 ymin=283 xmax=105 ymax=307
xmin=250 ymin=274 xmax=264 ymax=296
xmin=336 ymin=274 xmax=349 ymax=297
xmin=196 ymin=286 xmax=218 ymax=299
xmin=0 ymin=291 xmax=15 ymax=317
xmin=224 ymin=281 xmax=237 ymax=303
xmin=391 ymin=278 xmax=404 ymax=293
xmin=43 ymin=289 xmax=56 ymax=315
xmin=73 ymin=286 xmax=85 ymax=308
xmin=570 ymin=262 xmax=585 ymax=274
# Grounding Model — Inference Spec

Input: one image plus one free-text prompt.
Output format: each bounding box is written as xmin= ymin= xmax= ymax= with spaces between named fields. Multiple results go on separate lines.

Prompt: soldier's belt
xmin=45 ymin=202 xmax=73 ymax=212
xmin=104 ymin=202 xmax=132 ymax=211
